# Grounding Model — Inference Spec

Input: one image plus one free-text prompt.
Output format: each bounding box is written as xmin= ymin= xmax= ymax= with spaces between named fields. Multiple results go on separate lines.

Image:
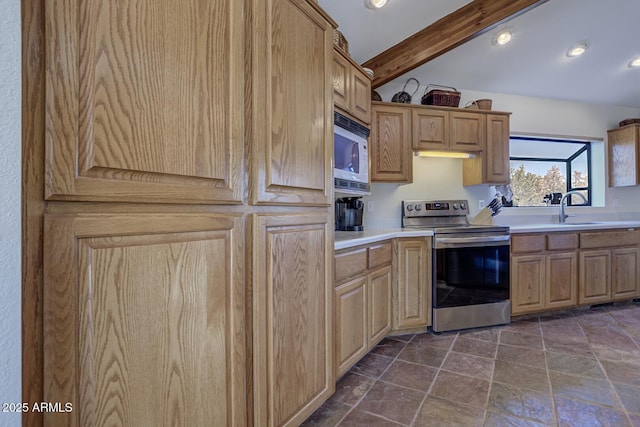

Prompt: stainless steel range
xmin=402 ymin=200 xmax=511 ymax=332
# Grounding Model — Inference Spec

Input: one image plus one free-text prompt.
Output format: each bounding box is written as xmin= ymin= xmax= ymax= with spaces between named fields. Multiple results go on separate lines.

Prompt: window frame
xmin=509 ymin=136 xmax=592 ymax=207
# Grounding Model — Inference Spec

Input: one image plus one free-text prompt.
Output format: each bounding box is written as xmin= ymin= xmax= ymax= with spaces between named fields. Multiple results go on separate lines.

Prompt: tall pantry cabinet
xmin=24 ymin=1 xmax=335 ymax=426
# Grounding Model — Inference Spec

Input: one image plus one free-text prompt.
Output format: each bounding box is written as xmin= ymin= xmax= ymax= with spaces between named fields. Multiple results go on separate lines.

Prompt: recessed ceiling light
xmin=566 ymin=41 xmax=589 ymax=58
xmin=364 ymin=0 xmax=388 ymax=9
xmin=628 ymin=58 xmax=640 ymax=68
xmin=491 ymin=27 xmax=514 ymax=46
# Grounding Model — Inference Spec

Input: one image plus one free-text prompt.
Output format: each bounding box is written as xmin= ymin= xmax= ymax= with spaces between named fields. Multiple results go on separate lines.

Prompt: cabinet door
xmin=449 ymin=111 xmax=485 ymax=152
xmin=394 ymin=238 xmax=431 ymax=330
xmin=43 ymin=213 xmax=246 ymax=426
xmin=546 ymin=252 xmax=578 ymax=309
xmin=612 ymin=247 xmax=640 ymax=300
xmin=370 ymin=104 xmax=413 ymax=183
xmin=579 ymin=250 xmax=611 ymax=305
xmin=252 ymin=211 xmax=333 ymax=427
xmin=332 ymin=50 xmax=350 ymax=113
xmin=368 ymin=265 xmax=392 ymax=345
xmin=351 ymin=70 xmax=372 ymax=124
xmin=608 ymin=125 xmax=639 ymax=187
xmin=484 ymin=114 xmax=510 ymax=184
xmin=511 ymin=255 xmax=545 ymax=315
xmin=45 ymin=0 xmax=244 ymax=204
xmin=250 ymin=0 xmax=334 ymax=205
xmin=335 ymin=277 xmax=368 ymax=377
xmin=412 ymin=108 xmax=448 ymax=151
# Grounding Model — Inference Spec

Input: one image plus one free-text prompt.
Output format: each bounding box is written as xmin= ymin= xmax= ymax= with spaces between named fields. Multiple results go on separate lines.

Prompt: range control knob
xmin=414 ymin=204 xmax=422 ymax=211
xmin=460 ymin=202 xmax=467 ymax=210
xmin=453 ymin=203 xmax=460 ymax=210
xmin=406 ymin=204 xmax=414 ymax=211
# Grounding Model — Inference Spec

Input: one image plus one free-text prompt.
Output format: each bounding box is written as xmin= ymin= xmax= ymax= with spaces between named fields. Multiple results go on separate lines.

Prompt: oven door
xmin=433 ymin=234 xmax=510 ymax=309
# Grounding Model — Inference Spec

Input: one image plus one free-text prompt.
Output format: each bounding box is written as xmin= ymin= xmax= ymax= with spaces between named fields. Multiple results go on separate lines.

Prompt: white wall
xmin=363 ymin=84 xmax=640 ymax=229
xmin=0 ymin=0 xmax=22 ymax=425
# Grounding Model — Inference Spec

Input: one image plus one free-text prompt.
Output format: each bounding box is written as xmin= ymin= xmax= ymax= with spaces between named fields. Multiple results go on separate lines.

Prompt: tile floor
xmin=303 ymin=302 xmax=640 ymax=426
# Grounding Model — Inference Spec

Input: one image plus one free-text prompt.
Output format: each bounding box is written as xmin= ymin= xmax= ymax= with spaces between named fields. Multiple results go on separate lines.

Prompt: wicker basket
xmin=333 ymin=29 xmax=349 ymax=53
xmin=465 ymin=99 xmax=492 ymax=110
xmin=420 ymin=84 xmax=461 ymax=107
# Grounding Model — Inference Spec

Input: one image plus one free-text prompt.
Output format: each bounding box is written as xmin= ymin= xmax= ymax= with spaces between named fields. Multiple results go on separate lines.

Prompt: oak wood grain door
xmin=368 ymin=265 xmax=392 ymax=345
xmin=252 ymin=211 xmax=334 ymax=427
xmin=511 ymin=254 xmax=545 ymax=315
xmin=45 ymin=0 xmax=244 ymax=204
xmin=412 ymin=108 xmax=448 ymax=151
xmin=612 ymin=247 xmax=640 ymax=300
xmin=332 ymin=51 xmax=350 ymax=113
xmin=43 ymin=213 xmax=246 ymax=427
xmin=579 ymin=249 xmax=612 ymax=305
xmin=449 ymin=110 xmax=484 ymax=152
xmin=484 ymin=114 xmax=510 ymax=184
xmin=371 ymin=103 xmax=412 ymax=183
xmin=546 ymin=252 xmax=578 ymax=309
xmin=335 ymin=276 xmax=368 ymax=377
xmin=394 ymin=238 xmax=431 ymax=330
xmin=351 ymin=69 xmax=372 ymax=125
xmin=249 ymin=0 xmax=334 ymax=205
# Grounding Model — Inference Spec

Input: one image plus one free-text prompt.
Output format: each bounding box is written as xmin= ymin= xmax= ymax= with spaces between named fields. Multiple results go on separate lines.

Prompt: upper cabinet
xmin=371 ymin=102 xmax=510 ymax=184
xmin=463 ymin=114 xmax=511 ymax=186
xmin=45 ymin=0 xmax=245 ymax=204
xmin=249 ymin=0 xmax=335 ymax=206
xmin=332 ymin=48 xmax=372 ymax=124
xmin=608 ymin=123 xmax=640 ymax=187
xmin=370 ymin=103 xmax=413 ymax=183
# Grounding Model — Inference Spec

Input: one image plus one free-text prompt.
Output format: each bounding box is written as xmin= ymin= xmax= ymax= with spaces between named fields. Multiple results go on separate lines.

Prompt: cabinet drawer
xmin=368 ymin=242 xmax=392 ymax=269
xmin=547 ymin=233 xmax=578 ymax=251
xmin=580 ymin=230 xmax=640 ymax=249
xmin=511 ymin=234 xmax=545 ymax=254
xmin=335 ymin=248 xmax=367 ymax=282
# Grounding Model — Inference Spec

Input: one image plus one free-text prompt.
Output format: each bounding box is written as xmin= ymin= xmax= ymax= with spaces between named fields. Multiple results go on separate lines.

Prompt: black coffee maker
xmin=335 ymin=197 xmax=364 ymax=231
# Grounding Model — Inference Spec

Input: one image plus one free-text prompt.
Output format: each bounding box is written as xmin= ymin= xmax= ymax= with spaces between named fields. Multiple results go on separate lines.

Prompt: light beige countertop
xmin=334 ymin=228 xmax=434 ymax=250
xmin=508 ymin=220 xmax=640 ymax=233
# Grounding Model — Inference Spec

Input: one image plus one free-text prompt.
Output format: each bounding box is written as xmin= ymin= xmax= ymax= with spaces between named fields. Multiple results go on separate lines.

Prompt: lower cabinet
xmin=253 ymin=211 xmax=334 ymax=427
xmin=580 ymin=246 xmax=640 ymax=304
xmin=393 ymin=237 xmax=432 ymax=331
xmin=334 ymin=242 xmax=392 ymax=376
xmin=511 ymin=233 xmax=578 ymax=315
xmin=43 ymin=213 xmax=247 ymax=426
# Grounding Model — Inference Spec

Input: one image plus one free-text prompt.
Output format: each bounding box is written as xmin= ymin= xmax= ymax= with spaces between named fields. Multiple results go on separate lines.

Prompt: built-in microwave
xmin=334 ymin=112 xmax=370 ymax=194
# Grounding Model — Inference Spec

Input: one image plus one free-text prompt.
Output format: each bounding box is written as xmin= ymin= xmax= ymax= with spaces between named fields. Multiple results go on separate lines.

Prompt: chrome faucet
xmin=559 ymin=190 xmax=588 ymax=223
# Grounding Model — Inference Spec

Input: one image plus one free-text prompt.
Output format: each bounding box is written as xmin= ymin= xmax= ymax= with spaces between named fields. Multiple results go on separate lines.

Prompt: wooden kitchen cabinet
xmin=44 ymin=0 xmax=245 ymax=205
xmin=412 ymin=108 xmax=485 ymax=153
xmin=463 ymin=114 xmax=511 ymax=185
xmin=412 ymin=108 xmax=449 ymax=151
xmin=510 ymin=232 xmax=578 ymax=315
xmin=333 ymin=48 xmax=372 ymax=124
xmin=43 ymin=213 xmax=247 ymax=426
xmin=450 ymin=110 xmax=485 ymax=152
xmin=608 ymin=124 xmax=640 ymax=187
xmin=393 ymin=237 xmax=432 ymax=331
xmin=253 ymin=211 xmax=334 ymax=427
xmin=579 ymin=229 xmax=640 ymax=304
xmin=250 ymin=0 xmax=335 ymax=205
xmin=370 ymin=102 xmax=413 ymax=183
xmin=334 ymin=242 xmax=392 ymax=376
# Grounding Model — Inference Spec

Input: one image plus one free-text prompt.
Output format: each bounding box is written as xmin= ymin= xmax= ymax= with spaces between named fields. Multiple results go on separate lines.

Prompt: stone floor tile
xmin=549 ymin=370 xmax=620 ymax=408
xmin=370 ymin=337 xmax=409 ymax=358
xmin=488 ymin=382 xmax=555 ymax=425
xmin=575 ymin=311 xmax=618 ymax=328
xmin=613 ymin=382 xmax=640 ymax=414
xmin=546 ymin=351 xmax=606 ymax=379
xmin=543 ymin=338 xmax=594 ymax=358
xmin=493 ymin=360 xmax=550 ymax=393
xmin=355 ymin=381 xmax=425 ymax=425
xmin=430 ymin=370 xmax=491 ymax=409
xmin=350 ymin=353 xmax=394 ymax=379
xmin=414 ymin=396 xmax=484 ymax=427
xmin=452 ymin=336 xmax=498 ymax=359
xmin=483 ymin=411 xmax=549 ymax=426
xmin=600 ymin=359 xmax=640 ymax=387
xmin=499 ymin=330 xmax=544 ymax=349
xmin=590 ymin=343 xmax=640 ymax=365
xmin=459 ymin=326 xmax=501 ymax=342
xmin=581 ymin=324 xmax=638 ymax=351
xmin=301 ymin=399 xmax=351 ymax=426
xmin=332 ymin=372 xmax=376 ymax=406
xmin=554 ymin=395 xmax=631 ymax=427
xmin=338 ymin=409 xmax=404 ymax=426
xmin=441 ymin=351 xmax=494 ymax=381
xmin=629 ymin=412 xmax=640 ymax=427
xmin=496 ymin=344 xmax=546 ymax=369
xmin=397 ymin=342 xmax=448 ymax=368
xmin=380 ymin=360 xmax=437 ymax=392
xmin=501 ymin=319 xmax=542 ymax=336
xmin=410 ymin=332 xmax=457 ymax=349
xmin=540 ymin=324 xmax=588 ymax=344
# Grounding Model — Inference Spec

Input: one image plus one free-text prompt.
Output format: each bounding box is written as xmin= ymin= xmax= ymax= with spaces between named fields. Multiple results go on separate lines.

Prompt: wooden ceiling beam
xmin=363 ymin=0 xmax=549 ymax=89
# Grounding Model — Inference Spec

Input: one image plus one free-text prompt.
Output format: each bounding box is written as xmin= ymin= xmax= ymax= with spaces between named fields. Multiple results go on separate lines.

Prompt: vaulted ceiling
xmin=318 ymin=0 xmax=640 ymax=108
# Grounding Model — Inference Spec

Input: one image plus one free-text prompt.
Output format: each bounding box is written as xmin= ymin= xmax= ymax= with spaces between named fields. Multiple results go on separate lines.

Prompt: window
xmin=509 ymin=136 xmax=591 ymax=207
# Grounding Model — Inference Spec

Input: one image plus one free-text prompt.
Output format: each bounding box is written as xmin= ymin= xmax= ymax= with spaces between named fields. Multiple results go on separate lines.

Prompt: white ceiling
xmin=318 ymin=0 xmax=640 ymax=108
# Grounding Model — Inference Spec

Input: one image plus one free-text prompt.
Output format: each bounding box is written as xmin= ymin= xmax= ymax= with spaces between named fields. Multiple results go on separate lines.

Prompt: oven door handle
xmin=435 ymin=235 xmax=510 ymax=248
